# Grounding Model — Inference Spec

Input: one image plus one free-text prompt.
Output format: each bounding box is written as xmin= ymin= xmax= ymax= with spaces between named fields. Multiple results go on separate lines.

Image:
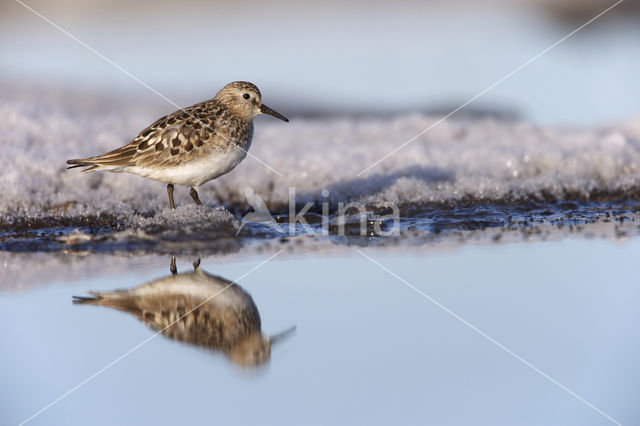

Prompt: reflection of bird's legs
xmin=167 ymin=184 xmax=176 ymax=209
xmin=190 ymin=187 xmax=203 ymax=206
xmin=170 ymin=256 xmax=177 ymax=275
xmin=193 ymin=258 xmax=201 ymax=270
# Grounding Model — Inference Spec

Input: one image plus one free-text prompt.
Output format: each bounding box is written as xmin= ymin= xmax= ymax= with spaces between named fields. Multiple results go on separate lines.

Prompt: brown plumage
xmin=68 ymin=100 xmax=243 ymax=170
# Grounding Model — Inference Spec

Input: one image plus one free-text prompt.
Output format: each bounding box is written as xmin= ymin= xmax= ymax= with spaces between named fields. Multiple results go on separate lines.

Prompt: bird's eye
xmin=243 ymin=93 xmax=250 ymax=100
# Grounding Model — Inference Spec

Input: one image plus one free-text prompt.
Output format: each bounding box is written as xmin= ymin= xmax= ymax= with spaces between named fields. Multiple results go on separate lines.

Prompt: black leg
xmin=170 ymin=256 xmax=177 ymax=275
xmin=192 ymin=258 xmax=201 ymax=270
xmin=167 ymin=184 xmax=175 ymax=209
xmin=190 ymin=187 xmax=203 ymax=206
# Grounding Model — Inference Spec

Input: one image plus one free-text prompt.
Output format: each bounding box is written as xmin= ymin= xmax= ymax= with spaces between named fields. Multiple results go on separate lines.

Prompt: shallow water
xmin=2 ymin=238 xmax=639 ymax=426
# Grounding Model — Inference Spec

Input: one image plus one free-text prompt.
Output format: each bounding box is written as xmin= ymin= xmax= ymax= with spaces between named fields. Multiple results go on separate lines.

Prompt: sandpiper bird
xmin=67 ymin=81 xmax=288 ymax=209
xmin=74 ymin=257 xmax=295 ymax=367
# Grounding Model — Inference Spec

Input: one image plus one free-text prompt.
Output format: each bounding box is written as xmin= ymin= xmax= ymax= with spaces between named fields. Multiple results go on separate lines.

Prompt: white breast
xmin=124 ymin=144 xmax=249 ymax=187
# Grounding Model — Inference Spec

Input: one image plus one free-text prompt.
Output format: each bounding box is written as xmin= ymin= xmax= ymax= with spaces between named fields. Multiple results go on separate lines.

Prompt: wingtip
xmin=66 ymin=159 xmax=98 ymax=172
xmin=72 ymin=291 xmax=105 ymax=304
xmin=72 ymin=295 xmax=98 ymax=304
xmin=66 ymin=158 xmax=89 ymax=169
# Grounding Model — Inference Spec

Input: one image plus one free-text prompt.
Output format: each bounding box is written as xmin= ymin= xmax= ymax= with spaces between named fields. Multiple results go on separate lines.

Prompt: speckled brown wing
xmin=84 ymin=101 xmax=227 ymax=168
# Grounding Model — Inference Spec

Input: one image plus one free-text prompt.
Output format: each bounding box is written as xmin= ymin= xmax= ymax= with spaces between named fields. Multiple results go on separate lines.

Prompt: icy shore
xmin=1 ymin=85 xmax=639 ymax=253
xmin=2 ymin=86 xmax=640 ymax=216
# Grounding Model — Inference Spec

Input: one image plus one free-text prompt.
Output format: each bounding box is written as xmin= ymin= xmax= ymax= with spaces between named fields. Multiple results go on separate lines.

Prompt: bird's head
xmin=214 ymin=81 xmax=289 ymax=122
xmin=227 ymin=333 xmax=272 ymax=367
xmin=225 ymin=326 xmax=295 ymax=367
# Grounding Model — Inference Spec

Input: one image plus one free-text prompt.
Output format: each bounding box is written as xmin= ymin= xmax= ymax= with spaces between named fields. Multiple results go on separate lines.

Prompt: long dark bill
xmin=270 ymin=326 xmax=297 ymax=345
xmin=260 ymin=104 xmax=289 ymax=122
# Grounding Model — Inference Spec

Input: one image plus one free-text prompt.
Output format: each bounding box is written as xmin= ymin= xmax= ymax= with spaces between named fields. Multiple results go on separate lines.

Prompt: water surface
xmin=2 ymin=238 xmax=638 ymax=425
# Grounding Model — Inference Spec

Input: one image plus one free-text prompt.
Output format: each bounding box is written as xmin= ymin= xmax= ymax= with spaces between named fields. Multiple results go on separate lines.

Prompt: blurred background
xmin=0 ymin=0 xmax=638 ymax=125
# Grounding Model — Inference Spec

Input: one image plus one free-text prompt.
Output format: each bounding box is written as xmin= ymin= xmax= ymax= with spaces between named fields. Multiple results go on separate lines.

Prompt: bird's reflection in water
xmin=74 ymin=257 xmax=294 ymax=368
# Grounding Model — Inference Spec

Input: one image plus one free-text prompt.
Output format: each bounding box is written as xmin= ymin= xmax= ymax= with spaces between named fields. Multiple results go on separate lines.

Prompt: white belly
xmin=124 ymin=146 xmax=248 ymax=187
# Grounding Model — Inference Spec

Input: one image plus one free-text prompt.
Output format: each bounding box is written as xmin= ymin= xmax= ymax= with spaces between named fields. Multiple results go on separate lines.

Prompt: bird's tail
xmin=66 ymin=158 xmax=99 ymax=172
xmin=72 ymin=291 xmax=138 ymax=312
xmin=72 ymin=292 xmax=103 ymax=305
